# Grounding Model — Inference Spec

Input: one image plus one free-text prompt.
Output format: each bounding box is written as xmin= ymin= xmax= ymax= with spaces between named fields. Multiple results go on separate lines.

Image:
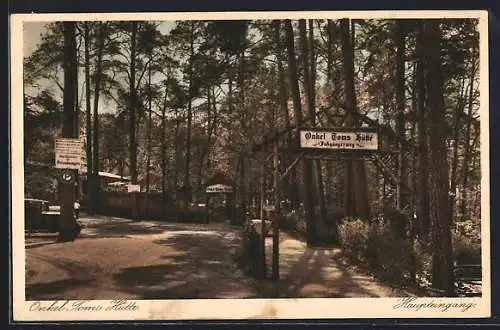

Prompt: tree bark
xmin=460 ymin=50 xmax=477 ymax=217
xmin=129 ymin=21 xmax=139 ymax=220
xmin=340 ymin=18 xmax=370 ymax=220
xmin=325 ymin=20 xmax=337 ymax=206
xmin=299 ymin=20 xmax=331 ymax=243
xmin=161 ymin=82 xmax=168 ymax=216
xmin=83 ymin=23 xmax=93 ymax=213
xmin=59 ymin=21 xmax=80 ymax=242
xmin=416 ymin=22 xmax=430 ymax=237
xmin=239 ymin=41 xmax=246 ymax=129
xmin=450 ymin=76 xmax=466 ymax=218
xmin=274 ymin=20 xmax=298 ymax=209
xmin=285 ymin=19 xmax=317 ymax=245
xmin=129 ymin=22 xmax=138 ymax=184
xmin=184 ymin=21 xmax=194 ymax=208
xmin=425 ymin=19 xmax=455 ymax=296
xmin=146 ymin=55 xmax=152 ymax=193
xmin=91 ymin=22 xmax=106 ymax=214
xmin=174 ymin=107 xmax=180 ymax=195
xmin=395 ymin=20 xmax=407 ymax=213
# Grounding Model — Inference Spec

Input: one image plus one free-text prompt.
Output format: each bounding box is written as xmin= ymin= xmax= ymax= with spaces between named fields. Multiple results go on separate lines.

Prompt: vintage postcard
xmin=10 ymin=10 xmax=490 ymax=321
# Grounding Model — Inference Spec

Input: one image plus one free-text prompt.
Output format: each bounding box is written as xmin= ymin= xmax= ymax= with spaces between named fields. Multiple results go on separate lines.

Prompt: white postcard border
xmin=10 ymin=10 xmax=491 ymax=321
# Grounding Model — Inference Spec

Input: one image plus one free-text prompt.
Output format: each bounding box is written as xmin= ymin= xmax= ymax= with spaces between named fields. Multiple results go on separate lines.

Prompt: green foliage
xmin=280 ymin=211 xmax=308 ymax=237
xmin=453 ymin=232 xmax=481 ymax=265
xmin=206 ymin=21 xmax=249 ymax=55
xmin=339 ymin=215 xmax=420 ymax=286
xmin=338 ymin=218 xmax=369 ymax=261
xmin=337 ymin=216 xmax=482 ymax=288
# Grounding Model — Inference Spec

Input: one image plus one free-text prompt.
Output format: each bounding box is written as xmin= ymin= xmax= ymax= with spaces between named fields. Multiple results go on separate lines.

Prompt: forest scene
xmin=22 ymin=17 xmax=483 ymax=300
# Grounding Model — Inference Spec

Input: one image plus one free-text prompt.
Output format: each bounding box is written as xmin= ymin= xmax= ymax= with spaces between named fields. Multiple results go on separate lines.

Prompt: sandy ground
xmin=25 ymin=215 xmax=410 ymax=300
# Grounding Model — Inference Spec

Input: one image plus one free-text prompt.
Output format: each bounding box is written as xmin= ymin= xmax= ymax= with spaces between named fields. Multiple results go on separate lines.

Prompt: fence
xmin=98 ymin=191 xmax=169 ymax=220
xmin=98 ymin=191 xmax=214 ymax=223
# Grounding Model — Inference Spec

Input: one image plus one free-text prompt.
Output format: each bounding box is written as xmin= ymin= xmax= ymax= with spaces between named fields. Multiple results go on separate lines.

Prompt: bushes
xmin=235 ymin=223 xmax=265 ymax=278
xmin=280 ymin=211 xmax=307 ymax=237
xmin=338 ymin=218 xmax=369 ymax=262
xmin=338 ymin=215 xmax=482 ymax=288
xmin=338 ymin=216 xmax=419 ymax=285
xmin=453 ymin=233 xmax=481 ymax=265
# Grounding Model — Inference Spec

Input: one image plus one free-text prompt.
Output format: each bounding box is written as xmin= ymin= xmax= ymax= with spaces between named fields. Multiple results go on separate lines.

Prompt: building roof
xmin=79 ymin=170 xmax=131 ymax=181
xmin=205 ymin=171 xmax=235 ymax=187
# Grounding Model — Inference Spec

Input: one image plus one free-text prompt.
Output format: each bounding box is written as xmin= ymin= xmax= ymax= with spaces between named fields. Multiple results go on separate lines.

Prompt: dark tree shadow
xmin=112 ymin=227 xmax=393 ymax=299
xmin=26 ymin=252 xmax=100 ymax=300
xmin=79 ymin=217 xmax=243 ymax=238
xmin=114 ymin=230 xmax=257 ymax=299
xmin=272 ymin=248 xmax=382 ymax=298
xmin=26 ymin=279 xmax=94 ymax=299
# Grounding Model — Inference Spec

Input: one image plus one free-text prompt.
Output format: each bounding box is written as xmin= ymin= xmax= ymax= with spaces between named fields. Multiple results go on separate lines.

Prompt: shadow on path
xmin=25 ymin=218 xmax=400 ymax=299
xmin=26 ymin=252 xmax=100 ymax=300
xmin=26 ymin=279 xmax=94 ymax=299
xmin=113 ymin=229 xmax=255 ymax=299
xmin=113 ymin=227 xmax=393 ymax=299
xmin=258 ymin=247 xmax=385 ymax=298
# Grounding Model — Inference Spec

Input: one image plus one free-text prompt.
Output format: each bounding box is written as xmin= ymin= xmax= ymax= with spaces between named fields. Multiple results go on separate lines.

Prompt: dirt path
xmin=25 ymin=216 xmax=409 ymax=300
xmin=261 ymin=234 xmax=411 ymax=298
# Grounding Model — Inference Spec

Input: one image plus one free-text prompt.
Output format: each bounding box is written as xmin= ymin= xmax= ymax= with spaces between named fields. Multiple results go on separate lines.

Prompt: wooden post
xmin=240 ymin=154 xmax=246 ymax=225
xmin=205 ymin=194 xmax=210 ymax=223
xmin=272 ymin=139 xmax=280 ymax=281
xmin=59 ymin=22 xmax=79 ymax=242
xmin=260 ymin=161 xmax=266 ymax=278
xmin=132 ymin=192 xmax=138 ymax=221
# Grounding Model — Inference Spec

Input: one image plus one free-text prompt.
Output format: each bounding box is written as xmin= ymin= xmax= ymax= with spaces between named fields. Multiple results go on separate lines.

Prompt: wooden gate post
xmin=272 ymin=139 xmax=280 ymax=281
xmin=260 ymin=161 xmax=266 ymax=278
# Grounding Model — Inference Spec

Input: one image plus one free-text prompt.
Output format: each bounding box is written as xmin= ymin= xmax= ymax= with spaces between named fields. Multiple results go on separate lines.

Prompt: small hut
xmin=204 ymin=172 xmax=236 ymax=224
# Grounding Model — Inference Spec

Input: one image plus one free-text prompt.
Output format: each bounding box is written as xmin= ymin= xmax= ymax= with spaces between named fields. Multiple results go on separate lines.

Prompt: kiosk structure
xmin=204 ymin=172 xmax=236 ymax=224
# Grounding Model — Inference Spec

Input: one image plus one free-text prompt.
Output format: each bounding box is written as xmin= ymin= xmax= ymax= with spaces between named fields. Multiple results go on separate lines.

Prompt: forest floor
xmin=25 ymin=215 xmax=414 ymax=300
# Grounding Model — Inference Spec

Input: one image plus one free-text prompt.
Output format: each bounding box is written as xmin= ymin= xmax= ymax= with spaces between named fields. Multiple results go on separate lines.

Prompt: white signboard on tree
xmin=299 ymin=129 xmax=378 ymax=150
xmin=263 ymin=204 xmax=276 ymax=212
xmin=206 ymin=184 xmax=233 ymax=193
xmin=127 ymin=184 xmax=141 ymax=193
xmin=55 ymin=138 xmax=84 ymax=170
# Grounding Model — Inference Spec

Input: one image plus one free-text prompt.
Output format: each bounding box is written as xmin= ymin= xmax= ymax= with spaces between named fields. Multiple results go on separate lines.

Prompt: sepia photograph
xmin=10 ymin=10 xmax=490 ymax=320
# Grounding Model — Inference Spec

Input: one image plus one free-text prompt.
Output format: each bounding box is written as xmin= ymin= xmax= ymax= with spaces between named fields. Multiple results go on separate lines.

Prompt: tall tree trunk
xmin=59 ymin=21 xmax=80 ymax=242
xmin=198 ymin=87 xmax=217 ymax=188
xmin=91 ymin=22 xmax=106 ymax=214
xmin=395 ymin=20 xmax=407 ymax=214
xmin=327 ymin=20 xmax=334 ymax=86
xmin=161 ymin=82 xmax=168 ymax=216
xmin=274 ymin=20 xmax=298 ymax=208
xmin=129 ymin=22 xmax=139 ymax=219
xmin=340 ymin=18 xmax=370 ymax=220
xmin=129 ymin=22 xmax=138 ymax=184
xmin=308 ymin=20 xmax=317 ymax=107
xmin=197 ymin=87 xmax=211 ymax=189
xmin=83 ymin=23 xmax=93 ymax=213
xmin=425 ymin=19 xmax=455 ymax=296
xmin=416 ymin=22 xmax=430 ymax=237
xmin=325 ymin=20 xmax=337 ymax=207
xmin=184 ymin=22 xmax=194 ymax=208
xmin=460 ymin=51 xmax=477 ymax=217
xmin=309 ymin=20 xmax=331 ymax=242
xmin=299 ymin=20 xmax=331 ymax=243
xmin=450 ymin=76 xmax=466 ymax=218
xmin=227 ymin=53 xmax=234 ymax=115
xmin=409 ymin=61 xmax=419 ymax=284
xmin=239 ymin=43 xmax=246 ymax=129
xmin=146 ymin=56 xmax=152 ymax=193
xmin=174 ymin=108 xmax=180 ymax=195
xmin=285 ymin=19 xmax=317 ymax=245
